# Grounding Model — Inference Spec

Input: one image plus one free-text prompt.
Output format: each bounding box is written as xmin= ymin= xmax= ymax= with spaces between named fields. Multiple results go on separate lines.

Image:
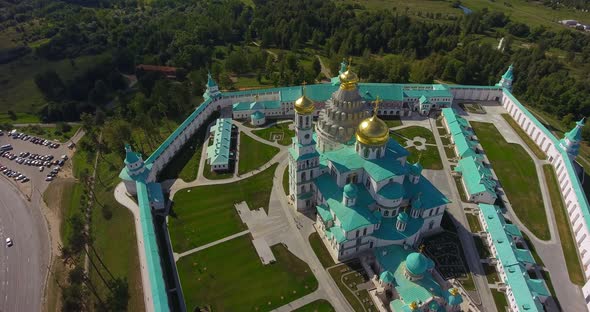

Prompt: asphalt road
xmin=0 ymin=176 xmax=49 ymax=312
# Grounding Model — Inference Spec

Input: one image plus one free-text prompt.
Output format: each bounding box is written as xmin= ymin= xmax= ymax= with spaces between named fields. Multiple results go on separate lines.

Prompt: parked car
xmin=6 ymin=237 xmax=13 ymax=247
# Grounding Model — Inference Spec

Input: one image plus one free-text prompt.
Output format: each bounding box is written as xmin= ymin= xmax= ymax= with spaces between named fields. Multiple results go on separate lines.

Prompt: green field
xmin=471 ymin=122 xmax=549 ymax=240
xmin=252 ymin=121 xmax=295 ymax=146
xmin=0 ymin=54 xmax=106 ymax=114
xmin=406 ymin=146 xmax=443 ymax=170
xmin=90 ymin=151 xmax=145 ymax=311
xmin=345 ymin=0 xmax=590 ymax=29
xmin=309 ymin=232 xmax=336 ymax=268
xmin=293 ymin=300 xmax=335 ymax=312
xmin=501 ymin=114 xmax=546 ymax=160
xmin=169 ymin=164 xmax=277 ymax=252
xmin=238 ymin=132 xmax=280 ymax=175
xmin=543 ymin=165 xmax=584 ymax=285
xmin=392 ymin=126 xmax=436 ymax=144
xmin=177 ymin=236 xmax=317 ymax=311
xmin=0 ymin=112 xmax=40 ymax=124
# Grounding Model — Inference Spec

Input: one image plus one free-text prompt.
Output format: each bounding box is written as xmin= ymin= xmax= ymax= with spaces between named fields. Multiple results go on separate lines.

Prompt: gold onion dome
xmin=339 ymin=58 xmax=359 ymax=90
xmin=356 ymin=97 xmax=389 ymax=146
xmin=294 ymin=84 xmax=315 ymax=115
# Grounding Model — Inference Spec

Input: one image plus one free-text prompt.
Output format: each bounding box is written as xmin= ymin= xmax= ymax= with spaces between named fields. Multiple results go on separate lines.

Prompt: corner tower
xmin=560 ymin=118 xmax=585 ymax=159
xmin=203 ymin=72 xmax=221 ymax=100
xmin=496 ymin=64 xmax=514 ymax=91
xmin=288 ymin=85 xmax=320 ymax=211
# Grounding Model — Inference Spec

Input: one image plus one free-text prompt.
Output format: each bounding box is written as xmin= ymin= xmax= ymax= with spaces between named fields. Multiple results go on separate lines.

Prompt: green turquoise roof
xmin=409 ymin=162 xmax=423 ymax=175
xmin=564 ymin=118 xmax=584 ymax=142
xmin=327 ymin=226 xmax=346 ymax=243
xmin=397 ymin=211 xmax=409 ymax=223
xmin=317 ymin=204 xmax=333 ymax=222
xmin=233 ymin=100 xmax=281 ymax=112
xmin=375 ymin=245 xmax=443 ymax=305
xmin=343 ymin=183 xmax=358 ymax=198
xmin=447 ymin=291 xmax=463 ymax=306
xmin=124 ymin=144 xmax=141 ymax=165
xmin=411 ymin=196 xmax=422 ymax=209
xmin=405 ymin=252 xmax=433 ymax=276
xmin=315 ymin=174 xmax=379 ymax=231
xmin=502 ymin=64 xmax=514 ymax=81
xmin=323 ymin=140 xmax=409 ymax=182
xmin=206 ymin=118 xmax=232 ymax=166
xmin=378 ymin=182 xmax=404 ymax=200
xmin=455 ymin=156 xmax=497 ymax=198
xmin=251 ymin=111 xmax=265 ymax=120
xmin=136 ymin=182 xmax=170 ymax=311
xmin=146 ymin=182 xmax=165 ymax=206
xmin=380 ymin=270 xmax=395 ymax=284
xmin=207 ymin=72 xmax=217 ymax=87
xmin=478 ymin=204 xmax=548 ymax=311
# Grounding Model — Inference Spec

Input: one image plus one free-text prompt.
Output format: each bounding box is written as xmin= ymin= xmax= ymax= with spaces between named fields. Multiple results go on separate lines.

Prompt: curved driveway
xmin=0 ymin=177 xmax=49 ymax=312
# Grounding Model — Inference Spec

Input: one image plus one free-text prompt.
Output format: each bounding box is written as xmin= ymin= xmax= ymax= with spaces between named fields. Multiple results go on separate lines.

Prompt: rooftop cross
xmin=373 ymin=96 xmax=381 ymax=116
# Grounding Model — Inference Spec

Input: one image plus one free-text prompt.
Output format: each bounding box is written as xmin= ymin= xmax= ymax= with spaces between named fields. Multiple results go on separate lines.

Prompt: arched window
xmin=364 ymin=147 xmax=369 ymax=158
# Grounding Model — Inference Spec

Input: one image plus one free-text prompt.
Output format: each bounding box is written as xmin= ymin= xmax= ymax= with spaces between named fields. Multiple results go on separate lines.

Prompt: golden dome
xmin=339 ymin=58 xmax=359 ymax=90
xmin=356 ymin=97 xmax=389 ymax=146
xmin=294 ymin=86 xmax=315 ymax=115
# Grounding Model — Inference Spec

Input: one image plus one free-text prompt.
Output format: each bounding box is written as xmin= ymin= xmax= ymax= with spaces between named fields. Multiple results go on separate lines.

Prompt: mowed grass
xmin=466 ymin=213 xmax=482 ymax=233
xmin=406 ymin=146 xmax=442 ymax=170
xmin=251 ymin=121 xmax=295 ymax=146
xmin=17 ymin=124 xmax=80 ymax=142
xmin=543 ymin=165 xmax=584 ymax=285
xmin=238 ymin=132 xmax=280 ymax=175
xmin=471 ymin=121 xmax=549 ymax=240
xmin=0 ymin=112 xmax=40 ymax=124
xmin=177 ymin=236 xmax=318 ymax=312
xmin=169 ymin=164 xmax=277 ymax=252
xmin=293 ymin=300 xmax=335 ymax=312
xmin=491 ymin=289 xmax=508 ymax=310
xmin=392 ymin=126 xmax=435 ymax=144
xmin=501 ymin=114 xmax=546 ymax=160
xmin=283 ymin=165 xmax=289 ymax=195
xmin=309 ymin=232 xmax=336 ymax=268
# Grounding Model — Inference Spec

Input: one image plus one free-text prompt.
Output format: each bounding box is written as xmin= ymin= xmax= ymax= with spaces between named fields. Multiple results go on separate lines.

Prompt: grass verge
xmin=177 ymin=236 xmax=317 ymax=311
xmin=543 ymin=164 xmax=584 ymax=285
xmin=293 ymin=299 xmax=335 ymax=312
xmin=309 ymin=232 xmax=336 ymax=268
xmin=466 ymin=213 xmax=482 ymax=233
xmin=491 ymin=289 xmax=508 ymax=310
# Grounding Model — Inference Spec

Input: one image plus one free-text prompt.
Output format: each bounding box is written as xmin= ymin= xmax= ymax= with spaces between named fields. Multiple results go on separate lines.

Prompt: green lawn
xmin=406 ymin=146 xmax=442 ymax=170
xmin=491 ymin=289 xmax=508 ymax=310
xmin=466 ymin=214 xmax=482 ymax=233
xmin=0 ymin=112 xmax=40 ymax=124
xmin=471 ymin=122 xmax=549 ymax=240
xmin=17 ymin=124 xmax=80 ymax=142
xmin=482 ymin=263 xmax=500 ymax=284
xmin=543 ymin=165 xmax=584 ymax=285
xmin=293 ymin=300 xmax=335 ymax=312
xmin=238 ymin=132 xmax=280 ymax=175
xmin=444 ymin=145 xmax=456 ymax=160
xmin=283 ymin=166 xmax=289 ymax=195
xmin=383 ymin=116 xmax=402 ymax=128
xmin=309 ymin=232 xmax=336 ymax=268
xmin=169 ymin=164 xmax=277 ymax=252
xmin=203 ymin=161 xmax=234 ymax=180
xmin=392 ymin=126 xmax=435 ymax=144
xmin=251 ymin=121 xmax=295 ymax=146
xmin=501 ymin=114 xmax=547 ymax=160
xmin=177 ymin=236 xmax=318 ymax=312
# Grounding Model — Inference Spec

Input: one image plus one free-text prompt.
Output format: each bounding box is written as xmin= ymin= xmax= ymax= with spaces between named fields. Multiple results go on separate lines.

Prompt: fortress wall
xmin=454 ymin=86 xmax=590 ymax=307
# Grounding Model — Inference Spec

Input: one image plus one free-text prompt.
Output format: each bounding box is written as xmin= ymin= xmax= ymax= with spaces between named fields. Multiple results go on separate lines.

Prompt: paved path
xmin=315 ymin=55 xmax=332 ymax=80
xmin=430 ymin=118 xmax=497 ymax=312
xmin=0 ymin=175 xmax=49 ymax=312
xmin=114 ymin=182 xmax=155 ymax=312
xmin=174 ymin=230 xmax=250 ymax=261
xmin=271 ymin=289 xmax=324 ymax=312
xmin=462 ymin=104 xmax=586 ymax=310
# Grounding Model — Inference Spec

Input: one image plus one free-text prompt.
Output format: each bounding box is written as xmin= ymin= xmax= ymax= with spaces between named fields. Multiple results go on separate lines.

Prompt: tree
xmin=312 ymin=57 xmax=321 ymax=77
xmin=102 ymin=119 xmax=132 ymax=152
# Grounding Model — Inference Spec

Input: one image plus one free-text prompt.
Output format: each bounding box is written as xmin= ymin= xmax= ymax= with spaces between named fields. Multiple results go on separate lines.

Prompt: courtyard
xmin=238 ymin=132 xmax=280 ymax=175
xmin=252 ymin=121 xmax=295 ymax=146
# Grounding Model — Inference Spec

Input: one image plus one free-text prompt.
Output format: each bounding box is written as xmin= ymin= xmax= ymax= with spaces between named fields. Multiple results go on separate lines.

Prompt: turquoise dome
xmin=251 ymin=111 xmax=265 ymax=120
xmin=405 ymin=252 xmax=433 ymax=276
xmin=448 ymin=293 xmax=463 ymax=306
xmin=412 ymin=196 xmax=422 ymax=209
xmin=397 ymin=211 xmax=409 ymax=223
xmin=379 ymin=270 xmax=394 ymax=284
xmin=343 ymin=183 xmax=358 ymax=198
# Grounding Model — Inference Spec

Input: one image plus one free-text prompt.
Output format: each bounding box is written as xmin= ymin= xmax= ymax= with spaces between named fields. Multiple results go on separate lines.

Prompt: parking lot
xmin=0 ymin=130 xmax=75 ymax=197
